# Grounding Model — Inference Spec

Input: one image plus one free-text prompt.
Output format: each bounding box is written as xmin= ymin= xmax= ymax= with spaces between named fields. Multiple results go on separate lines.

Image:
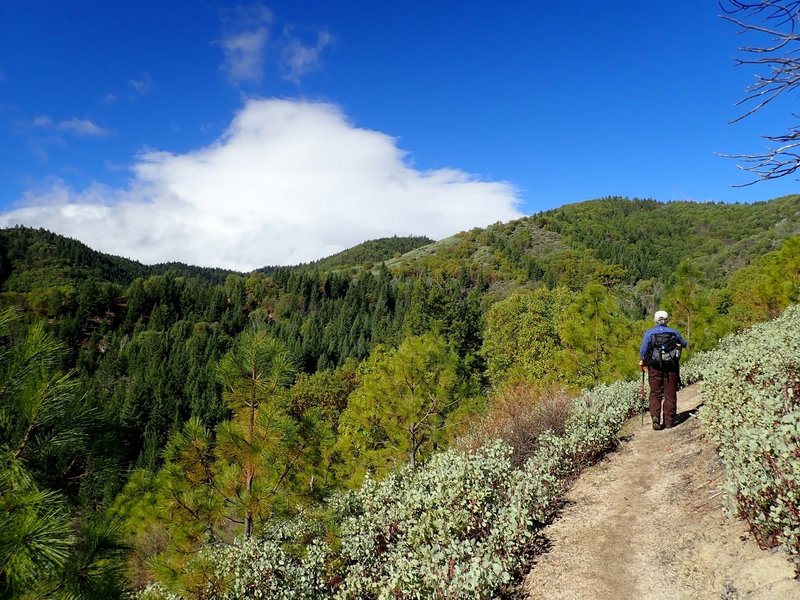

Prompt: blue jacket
xmin=639 ymin=325 xmax=688 ymax=361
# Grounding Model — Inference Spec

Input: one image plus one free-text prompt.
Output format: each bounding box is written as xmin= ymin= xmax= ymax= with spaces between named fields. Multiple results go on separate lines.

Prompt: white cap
xmin=654 ymin=310 xmax=669 ymax=324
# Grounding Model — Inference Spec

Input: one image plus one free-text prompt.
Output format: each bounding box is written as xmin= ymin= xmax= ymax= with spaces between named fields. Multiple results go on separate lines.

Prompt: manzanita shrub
xmin=136 ymin=380 xmax=640 ymax=598
xmin=135 ymin=518 xmax=333 ymax=600
xmin=331 ymin=441 xmax=554 ymax=599
xmin=683 ymin=304 xmax=800 ymax=573
xmin=331 ymin=380 xmax=640 ymax=599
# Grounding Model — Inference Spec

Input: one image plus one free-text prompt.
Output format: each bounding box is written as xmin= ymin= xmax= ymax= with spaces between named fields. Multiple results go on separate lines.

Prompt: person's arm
xmin=639 ymin=332 xmax=651 ymax=361
xmin=675 ymin=330 xmax=688 ymax=348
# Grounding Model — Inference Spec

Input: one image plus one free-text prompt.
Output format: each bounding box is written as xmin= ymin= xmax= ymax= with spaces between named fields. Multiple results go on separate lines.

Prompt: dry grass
xmin=459 ymin=382 xmax=573 ymax=468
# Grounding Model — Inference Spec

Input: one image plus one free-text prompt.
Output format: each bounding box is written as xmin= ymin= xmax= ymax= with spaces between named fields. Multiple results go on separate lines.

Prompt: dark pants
xmin=648 ymin=368 xmax=679 ymax=427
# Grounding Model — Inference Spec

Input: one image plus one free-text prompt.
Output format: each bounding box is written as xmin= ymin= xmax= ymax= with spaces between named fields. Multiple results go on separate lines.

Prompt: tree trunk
xmin=244 ymin=375 xmax=257 ymax=538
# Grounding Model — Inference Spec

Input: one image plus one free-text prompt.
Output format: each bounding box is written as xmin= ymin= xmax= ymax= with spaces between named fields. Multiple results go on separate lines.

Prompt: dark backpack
xmin=646 ymin=331 xmax=681 ymax=370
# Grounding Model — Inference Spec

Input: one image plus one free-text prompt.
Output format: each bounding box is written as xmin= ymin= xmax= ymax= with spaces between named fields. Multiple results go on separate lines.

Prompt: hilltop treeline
xmin=1 ymin=196 xmax=798 ymax=597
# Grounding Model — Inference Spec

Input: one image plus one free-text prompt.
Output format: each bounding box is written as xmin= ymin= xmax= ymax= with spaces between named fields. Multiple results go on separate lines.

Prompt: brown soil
xmin=524 ymin=383 xmax=799 ymax=600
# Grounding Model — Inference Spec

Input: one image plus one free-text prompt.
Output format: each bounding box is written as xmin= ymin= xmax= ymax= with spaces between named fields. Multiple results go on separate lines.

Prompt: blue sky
xmin=1 ymin=1 xmax=798 ymax=270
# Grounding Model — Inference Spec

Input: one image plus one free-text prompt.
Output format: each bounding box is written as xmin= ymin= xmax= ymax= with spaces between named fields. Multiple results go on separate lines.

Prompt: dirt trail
xmin=524 ymin=383 xmax=798 ymax=600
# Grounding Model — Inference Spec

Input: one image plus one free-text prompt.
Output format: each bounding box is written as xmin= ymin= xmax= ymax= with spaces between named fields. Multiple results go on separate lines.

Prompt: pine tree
xmin=0 ymin=309 xmax=126 ymax=598
xmin=215 ymin=329 xmax=298 ymax=538
xmin=336 ymin=333 xmax=472 ymax=483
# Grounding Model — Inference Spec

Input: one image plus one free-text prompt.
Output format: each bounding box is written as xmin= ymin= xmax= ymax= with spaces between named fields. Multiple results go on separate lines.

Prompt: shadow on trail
xmin=673 ymin=402 xmax=703 ymax=428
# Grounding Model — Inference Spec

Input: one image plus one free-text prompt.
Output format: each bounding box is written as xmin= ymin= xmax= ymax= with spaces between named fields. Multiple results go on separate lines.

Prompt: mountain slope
xmin=0 ymin=226 xmax=147 ymax=292
xmin=533 ymin=195 xmax=800 ymax=281
xmin=387 ymin=195 xmax=800 ymax=286
xmin=0 ymin=226 xmax=239 ymax=293
xmin=267 ymin=235 xmax=434 ymax=272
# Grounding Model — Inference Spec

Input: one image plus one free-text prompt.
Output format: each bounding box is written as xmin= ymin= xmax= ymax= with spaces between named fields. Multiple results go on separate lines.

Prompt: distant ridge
xmin=3 ymin=195 xmax=799 ymax=293
xmin=386 ymin=195 xmax=800 ymax=284
xmin=258 ymin=235 xmax=435 ymax=273
xmin=0 ymin=226 xmax=239 ymax=292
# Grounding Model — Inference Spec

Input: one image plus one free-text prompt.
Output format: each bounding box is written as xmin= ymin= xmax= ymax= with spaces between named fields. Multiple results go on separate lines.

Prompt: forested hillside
xmin=298 ymin=235 xmax=434 ymax=270
xmin=1 ymin=196 xmax=799 ymax=598
xmin=389 ymin=194 xmax=800 ymax=283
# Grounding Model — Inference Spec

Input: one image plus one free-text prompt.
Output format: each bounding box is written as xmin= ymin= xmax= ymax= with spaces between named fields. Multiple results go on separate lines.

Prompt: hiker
xmin=639 ymin=310 xmax=688 ymax=430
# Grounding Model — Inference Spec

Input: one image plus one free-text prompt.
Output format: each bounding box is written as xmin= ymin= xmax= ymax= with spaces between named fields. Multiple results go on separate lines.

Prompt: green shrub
xmin=135 ymin=518 xmax=332 ymax=600
xmin=332 ymin=379 xmax=639 ymax=598
xmin=686 ymin=304 xmax=800 ymax=573
xmin=133 ymin=376 xmax=641 ymax=598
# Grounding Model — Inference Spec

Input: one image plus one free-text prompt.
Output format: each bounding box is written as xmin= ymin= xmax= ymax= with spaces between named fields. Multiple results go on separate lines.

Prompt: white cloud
xmin=129 ymin=77 xmax=153 ymax=96
xmin=57 ymin=118 xmax=110 ymax=137
xmin=219 ymin=4 xmax=273 ymax=84
xmin=280 ymin=29 xmax=333 ymax=82
xmin=1 ymin=99 xmax=522 ymax=271
xmin=32 ymin=115 xmax=109 ymax=137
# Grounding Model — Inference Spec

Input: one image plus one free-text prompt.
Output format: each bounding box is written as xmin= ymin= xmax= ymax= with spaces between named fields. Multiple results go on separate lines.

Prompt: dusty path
xmin=524 ymin=383 xmax=798 ymax=600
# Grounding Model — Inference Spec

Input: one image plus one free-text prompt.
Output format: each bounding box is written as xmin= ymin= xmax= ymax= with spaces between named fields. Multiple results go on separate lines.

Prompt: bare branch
xmin=721 ymin=1 xmax=800 ymax=183
xmin=719 ymin=141 xmax=800 ymax=185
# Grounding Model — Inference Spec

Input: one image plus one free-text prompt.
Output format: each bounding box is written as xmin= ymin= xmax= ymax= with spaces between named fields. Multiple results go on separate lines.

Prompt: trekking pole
xmin=640 ymin=367 xmax=646 ymax=427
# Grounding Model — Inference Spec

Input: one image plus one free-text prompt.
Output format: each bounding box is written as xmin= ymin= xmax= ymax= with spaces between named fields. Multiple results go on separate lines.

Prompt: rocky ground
xmin=524 ymin=383 xmax=798 ymax=600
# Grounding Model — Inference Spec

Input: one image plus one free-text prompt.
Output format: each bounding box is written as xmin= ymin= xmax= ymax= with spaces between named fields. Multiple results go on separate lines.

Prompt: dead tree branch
xmin=720 ymin=1 xmax=800 ymax=184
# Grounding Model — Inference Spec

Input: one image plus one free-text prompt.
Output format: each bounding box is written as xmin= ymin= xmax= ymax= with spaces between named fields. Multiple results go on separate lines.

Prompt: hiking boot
xmin=652 ymin=418 xmax=664 ymax=431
